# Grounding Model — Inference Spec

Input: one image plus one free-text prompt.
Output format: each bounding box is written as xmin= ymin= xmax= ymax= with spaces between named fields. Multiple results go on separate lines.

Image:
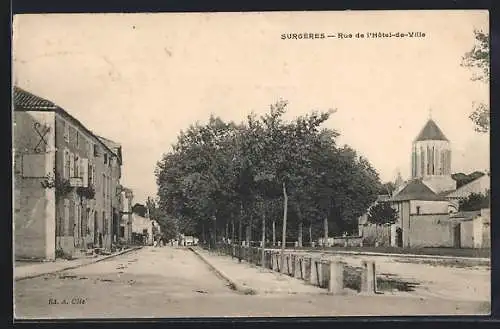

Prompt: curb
xmin=188 ymin=247 xmax=256 ymax=295
xmin=14 ymin=246 xmax=143 ymax=281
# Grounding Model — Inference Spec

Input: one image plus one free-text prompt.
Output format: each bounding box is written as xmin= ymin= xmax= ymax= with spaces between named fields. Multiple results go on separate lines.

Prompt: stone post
xmin=272 ymin=252 xmax=278 ymax=271
xmin=328 ymin=258 xmax=344 ymax=294
xmin=361 ymin=260 xmax=377 ymax=294
xmin=303 ymin=257 xmax=311 ymax=281
xmin=319 ymin=260 xmax=330 ymax=288
xmin=294 ymin=255 xmax=301 ymax=278
xmin=310 ymin=258 xmax=318 ymax=286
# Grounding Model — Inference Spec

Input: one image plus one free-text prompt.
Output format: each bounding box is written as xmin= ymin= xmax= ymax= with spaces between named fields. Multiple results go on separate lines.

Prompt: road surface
xmin=14 ymin=247 xmax=489 ymax=319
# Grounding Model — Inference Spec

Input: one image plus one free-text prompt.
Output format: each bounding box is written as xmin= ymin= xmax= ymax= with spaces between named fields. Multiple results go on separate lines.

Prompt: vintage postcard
xmin=12 ymin=10 xmax=490 ymax=319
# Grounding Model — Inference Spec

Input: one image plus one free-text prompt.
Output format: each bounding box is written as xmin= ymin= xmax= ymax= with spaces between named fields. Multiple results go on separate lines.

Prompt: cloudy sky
xmin=13 ymin=10 xmax=489 ymax=204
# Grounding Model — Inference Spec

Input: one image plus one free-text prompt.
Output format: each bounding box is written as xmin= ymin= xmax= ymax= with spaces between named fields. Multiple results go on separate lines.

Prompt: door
xmin=396 ymin=228 xmax=403 ymax=247
xmin=453 ymin=224 xmax=461 ymax=248
xmin=94 ymin=212 xmax=99 ymax=246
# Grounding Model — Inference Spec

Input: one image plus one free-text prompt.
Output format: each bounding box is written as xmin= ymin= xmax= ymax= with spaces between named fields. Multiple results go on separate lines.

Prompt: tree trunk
xmin=309 ymin=224 xmax=312 ymax=246
xmin=295 ymin=205 xmax=303 ymax=248
xmin=280 ymin=181 xmax=288 ymax=273
xmin=225 ymin=221 xmax=229 ymax=241
xmin=231 ymin=219 xmax=235 ymax=243
xmin=238 ymin=202 xmax=243 ymax=262
xmin=213 ymin=216 xmax=217 ymax=248
xmin=272 ymin=220 xmax=276 ymax=246
xmin=298 ymin=222 xmax=303 ymax=248
xmin=323 ymin=216 xmax=329 ymax=247
xmin=261 ymin=203 xmax=266 ymax=266
xmin=202 ymin=223 xmax=206 ymax=247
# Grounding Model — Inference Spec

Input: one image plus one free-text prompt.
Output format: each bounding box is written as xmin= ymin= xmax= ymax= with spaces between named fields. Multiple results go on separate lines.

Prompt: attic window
xmin=93 ymin=144 xmax=100 ymax=157
xmin=416 ymin=206 xmax=421 ymax=215
xmin=104 ymin=153 xmax=108 ymax=164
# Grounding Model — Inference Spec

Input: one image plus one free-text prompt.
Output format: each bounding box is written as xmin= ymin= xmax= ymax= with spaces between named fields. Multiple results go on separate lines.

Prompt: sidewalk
xmin=14 ymin=246 xmax=142 ymax=281
xmin=266 ymin=248 xmax=490 ymax=263
xmin=191 ymin=247 xmax=331 ymax=296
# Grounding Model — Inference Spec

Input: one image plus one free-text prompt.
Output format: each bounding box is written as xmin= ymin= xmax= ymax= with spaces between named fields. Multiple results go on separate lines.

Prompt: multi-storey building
xmin=13 ymin=86 xmax=123 ymax=260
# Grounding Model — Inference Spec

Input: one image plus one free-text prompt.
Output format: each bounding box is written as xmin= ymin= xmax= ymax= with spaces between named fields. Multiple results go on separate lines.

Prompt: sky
xmin=13 ymin=10 xmax=489 ymax=204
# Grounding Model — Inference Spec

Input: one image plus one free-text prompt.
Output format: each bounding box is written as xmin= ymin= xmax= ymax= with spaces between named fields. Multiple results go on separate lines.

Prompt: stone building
xmin=358 ymin=116 xmax=489 ymax=249
xmin=13 ymin=87 xmax=123 ymax=260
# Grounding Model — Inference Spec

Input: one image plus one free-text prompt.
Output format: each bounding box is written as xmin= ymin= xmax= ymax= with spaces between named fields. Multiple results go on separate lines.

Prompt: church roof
xmin=391 ymin=179 xmax=448 ymax=202
xmin=414 ymin=119 xmax=449 ymax=142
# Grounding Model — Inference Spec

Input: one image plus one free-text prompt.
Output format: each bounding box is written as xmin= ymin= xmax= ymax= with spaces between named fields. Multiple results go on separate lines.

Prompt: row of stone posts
xmin=222 ymin=245 xmax=377 ymax=295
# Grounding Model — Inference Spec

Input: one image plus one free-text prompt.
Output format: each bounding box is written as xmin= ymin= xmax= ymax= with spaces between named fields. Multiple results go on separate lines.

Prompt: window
xmin=69 ymin=152 xmax=75 ymax=178
xmin=416 ymin=206 xmax=421 ymax=215
xmin=104 ymin=153 xmax=108 ymax=165
xmin=76 ymin=130 xmax=80 ymax=148
xmin=103 ymin=174 xmax=106 ymax=198
xmin=74 ymin=155 xmax=80 ymax=178
xmin=63 ymin=149 xmax=71 ymax=179
xmin=88 ymin=162 xmax=93 ymax=186
xmin=63 ymin=199 xmax=70 ymax=236
xmin=120 ymin=226 xmax=125 ymax=238
xmin=103 ymin=211 xmax=107 ymax=234
xmin=63 ymin=121 xmax=69 ymax=143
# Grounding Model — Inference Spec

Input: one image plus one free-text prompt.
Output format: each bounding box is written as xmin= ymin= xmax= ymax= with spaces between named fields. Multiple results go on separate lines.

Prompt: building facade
xmin=13 ymin=87 xmax=123 ymax=260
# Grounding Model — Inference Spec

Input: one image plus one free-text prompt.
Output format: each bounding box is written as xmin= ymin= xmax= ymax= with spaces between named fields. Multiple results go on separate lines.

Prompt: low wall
xmin=408 ymin=214 xmax=453 ymax=248
xmin=460 ymin=221 xmax=474 ymax=248
xmin=360 ymin=224 xmax=391 ymax=246
xmin=319 ymin=236 xmax=363 ymax=247
xmin=212 ymin=244 xmax=377 ymax=295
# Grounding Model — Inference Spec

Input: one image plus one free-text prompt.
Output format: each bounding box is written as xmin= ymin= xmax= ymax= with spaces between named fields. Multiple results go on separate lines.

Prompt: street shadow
xmin=343 ymin=266 xmax=421 ymax=292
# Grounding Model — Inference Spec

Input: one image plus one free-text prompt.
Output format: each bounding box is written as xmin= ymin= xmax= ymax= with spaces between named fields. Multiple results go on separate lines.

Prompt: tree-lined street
xmin=14 ymin=246 xmax=489 ymax=319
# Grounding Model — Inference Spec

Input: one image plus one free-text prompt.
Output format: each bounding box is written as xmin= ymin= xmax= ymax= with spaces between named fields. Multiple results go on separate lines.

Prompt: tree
xmin=380 ymin=182 xmax=396 ymax=196
xmin=154 ymin=100 xmax=382 ymax=257
xmin=132 ymin=203 xmax=148 ymax=217
xmin=462 ymin=30 xmax=489 ymax=133
xmin=459 ymin=190 xmax=490 ymax=211
xmin=367 ymin=201 xmax=398 ymax=225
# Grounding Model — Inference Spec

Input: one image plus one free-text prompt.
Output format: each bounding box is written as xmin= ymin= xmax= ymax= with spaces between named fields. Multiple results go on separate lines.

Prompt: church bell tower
xmin=411 ymin=114 xmax=456 ymax=194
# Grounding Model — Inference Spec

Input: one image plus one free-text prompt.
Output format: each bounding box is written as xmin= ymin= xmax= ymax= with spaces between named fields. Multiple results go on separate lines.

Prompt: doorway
xmin=453 ymin=224 xmax=461 ymax=248
xmin=396 ymin=227 xmax=403 ymax=247
xmin=94 ymin=211 xmax=99 ymax=246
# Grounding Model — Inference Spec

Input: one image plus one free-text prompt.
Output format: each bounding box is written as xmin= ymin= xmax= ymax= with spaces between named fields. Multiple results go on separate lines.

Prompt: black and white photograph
xmin=12 ymin=10 xmax=490 ymax=319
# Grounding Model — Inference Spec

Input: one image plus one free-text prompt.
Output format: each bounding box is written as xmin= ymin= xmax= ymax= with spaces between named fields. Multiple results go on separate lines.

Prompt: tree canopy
xmin=367 ymin=201 xmax=398 ymax=225
xmin=154 ymin=101 xmax=383 ymax=245
xmin=459 ymin=190 xmax=490 ymax=211
xmin=462 ymin=30 xmax=490 ymax=133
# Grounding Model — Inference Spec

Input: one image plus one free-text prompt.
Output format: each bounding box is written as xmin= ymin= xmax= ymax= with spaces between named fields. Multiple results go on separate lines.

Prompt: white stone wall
xmin=410 ymin=200 xmax=449 ymax=215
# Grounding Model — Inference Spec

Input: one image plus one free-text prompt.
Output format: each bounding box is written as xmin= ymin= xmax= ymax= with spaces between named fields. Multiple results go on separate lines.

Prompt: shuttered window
xmin=74 ymin=155 xmax=80 ymax=178
xmin=81 ymin=158 xmax=89 ymax=187
xmin=69 ymin=152 xmax=75 ymax=178
xmin=63 ymin=199 xmax=70 ymax=236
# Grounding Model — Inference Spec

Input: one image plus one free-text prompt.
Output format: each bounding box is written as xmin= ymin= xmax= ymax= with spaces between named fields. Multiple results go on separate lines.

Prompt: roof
xmin=391 ymin=179 xmax=448 ymax=202
xmin=445 ymin=173 xmax=490 ymax=198
xmin=377 ymin=194 xmax=391 ymax=202
xmin=13 ymin=86 xmax=58 ymax=110
xmin=97 ymin=135 xmax=123 ymax=164
xmin=13 ymin=86 xmax=119 ymax=158
xmin=414 ymin=119 xmax=449 ymax=142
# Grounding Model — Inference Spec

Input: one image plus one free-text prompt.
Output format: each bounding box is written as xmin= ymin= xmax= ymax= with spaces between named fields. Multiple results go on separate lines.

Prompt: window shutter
xmin=81 ymin=158 xmax=89 ymax=187
xmin=64 ymin=199 xmax=70 ymax=235
xmin=63 ymin=151 xmax=67 ymax=179
xmin=69 ymin=153 xmax=75 ymax=178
